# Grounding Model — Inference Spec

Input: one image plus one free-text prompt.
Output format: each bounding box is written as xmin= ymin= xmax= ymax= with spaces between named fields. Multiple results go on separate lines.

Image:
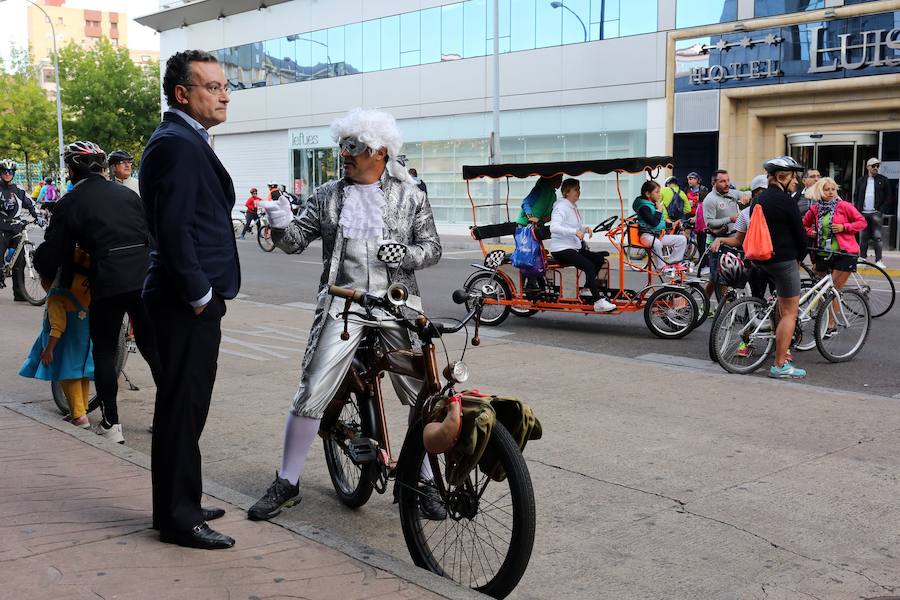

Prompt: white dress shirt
xmin=548 ymin=198 xmax=585 ymax=253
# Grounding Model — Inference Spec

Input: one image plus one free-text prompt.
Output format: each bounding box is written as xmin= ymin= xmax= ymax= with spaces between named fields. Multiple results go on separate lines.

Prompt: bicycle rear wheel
xmin=232 ymin=219 xmax=244 ymax=238
xmin=686 ymin=282 xmax=710 ymax=329
xmin=853 ymin=259 xmax=895 ymax=318
xmin=710 ymin=297 xmax=773 ymax=374
xmin=398 ymin=422 xmax=535 ymax=599
xmin=321 ymin=391 xmax=377 ymax=508
xmin=815 ymin=289 xmax=870 ymax=363
xmin=644 ymin=287 xmax=697 ymax=339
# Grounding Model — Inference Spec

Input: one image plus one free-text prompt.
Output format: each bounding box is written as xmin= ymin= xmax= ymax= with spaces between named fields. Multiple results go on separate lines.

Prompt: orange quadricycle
xmin=459 ymin=156 xmax=708 ymax=339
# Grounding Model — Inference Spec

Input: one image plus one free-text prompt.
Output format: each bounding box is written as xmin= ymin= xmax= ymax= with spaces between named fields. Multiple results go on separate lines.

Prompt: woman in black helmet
xmin=755 ymin=155 xmax=808 ymax=380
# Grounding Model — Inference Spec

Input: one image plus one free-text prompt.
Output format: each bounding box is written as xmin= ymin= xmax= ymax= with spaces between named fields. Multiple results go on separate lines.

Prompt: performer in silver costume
xmin=248 ymin=109 xmax=444 ymax=521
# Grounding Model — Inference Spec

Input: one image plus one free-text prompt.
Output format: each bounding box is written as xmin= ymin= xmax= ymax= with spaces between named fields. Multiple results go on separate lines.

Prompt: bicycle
xmin=50 ymin=314 xmax=137 ymax=415
xmin=800 ymin=257 xmax=894 ymax=318
xmin=321 ymin=244 xmax=536 ymax=598
xmin=256 ymin=209 xmax=275 ymax=252
xmin=2 ymin=217 xmax=47 ymax=306
xmin=710 ymin=265 xmax=871 ymax=374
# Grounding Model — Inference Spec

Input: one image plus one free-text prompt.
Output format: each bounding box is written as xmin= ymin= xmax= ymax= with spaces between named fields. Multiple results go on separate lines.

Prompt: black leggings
xmin=240 ymin=210 xmax=259 ymax=236
xmin=551 ymin=247 xmax=607 ymax=303
xmin=90 ymin=290 xmax=161 ymax=425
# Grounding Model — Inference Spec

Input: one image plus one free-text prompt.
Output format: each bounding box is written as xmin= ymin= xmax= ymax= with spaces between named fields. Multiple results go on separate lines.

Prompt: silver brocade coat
xmin=271 ymin=170 xmax=442 ymax=376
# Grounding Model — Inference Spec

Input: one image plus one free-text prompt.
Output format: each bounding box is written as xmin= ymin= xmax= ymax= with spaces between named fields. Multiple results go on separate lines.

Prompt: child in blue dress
xmin=20 ymin=249 xmax=94 ymax=427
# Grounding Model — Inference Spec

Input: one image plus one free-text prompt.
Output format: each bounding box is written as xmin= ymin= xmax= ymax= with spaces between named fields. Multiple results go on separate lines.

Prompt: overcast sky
xmin=0 ymin=0 xmax=160 ymax=66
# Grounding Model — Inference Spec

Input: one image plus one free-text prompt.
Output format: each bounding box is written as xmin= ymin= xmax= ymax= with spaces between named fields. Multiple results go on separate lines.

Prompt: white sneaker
xmin=593 ymin=298 xmax=616 ymax=312
xmin=875 ymin=260 xmax=887 ymax=269
xmin=94 ymin=422 xmax=125 ymax=444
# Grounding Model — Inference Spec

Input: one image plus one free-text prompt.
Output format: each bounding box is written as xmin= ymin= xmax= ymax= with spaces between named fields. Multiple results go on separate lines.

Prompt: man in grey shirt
xmin=703 ymin=169 xmax=745 ymax=298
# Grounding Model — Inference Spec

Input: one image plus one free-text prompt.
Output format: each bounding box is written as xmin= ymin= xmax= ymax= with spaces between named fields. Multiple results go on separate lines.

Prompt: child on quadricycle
xmin=19 ymin=248 xmax=94 ymax=428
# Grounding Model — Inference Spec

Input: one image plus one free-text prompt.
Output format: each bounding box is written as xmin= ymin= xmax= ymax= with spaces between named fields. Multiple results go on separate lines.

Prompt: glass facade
xmin=216 ymin=0 xmax=658 ymax=91
xmin=754 ymin=0 xmax=824 ymax=18
xmin=675 ymin=0 xmax=737 ymax=29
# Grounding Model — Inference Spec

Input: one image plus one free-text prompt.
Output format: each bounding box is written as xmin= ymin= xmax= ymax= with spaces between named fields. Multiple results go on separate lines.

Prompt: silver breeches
xmin=290 ymin=314 xmax=422 ymax=418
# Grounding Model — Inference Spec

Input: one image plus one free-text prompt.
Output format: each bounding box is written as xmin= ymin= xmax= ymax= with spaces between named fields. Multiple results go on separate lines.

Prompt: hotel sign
xmin=678 ymin=11 xmax=900 ymax=92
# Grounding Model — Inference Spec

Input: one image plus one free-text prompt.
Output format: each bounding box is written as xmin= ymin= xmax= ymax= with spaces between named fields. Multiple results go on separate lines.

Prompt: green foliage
xmin=0 ymin=65 xmax=56 ymax=173
xmin=0 ymin=38 xmax=160 ymax=171
xmin=58 ymin=38 xmax=160 ymax=164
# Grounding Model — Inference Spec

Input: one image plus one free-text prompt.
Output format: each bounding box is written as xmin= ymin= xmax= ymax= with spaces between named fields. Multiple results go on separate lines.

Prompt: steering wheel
xmin=593 ymin=215 xmax=619 ymax=233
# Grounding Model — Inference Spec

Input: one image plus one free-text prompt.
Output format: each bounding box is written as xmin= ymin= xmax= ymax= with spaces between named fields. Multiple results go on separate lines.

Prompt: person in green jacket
xmin=515 ymin=174 xmax=562 ymax=226
xmin=659 ymin=176 xmax=691 ymax=230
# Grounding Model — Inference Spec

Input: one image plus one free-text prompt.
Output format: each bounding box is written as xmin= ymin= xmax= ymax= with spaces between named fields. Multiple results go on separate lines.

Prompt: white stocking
xmin=279 ymin=412 xmax=321 ymax=486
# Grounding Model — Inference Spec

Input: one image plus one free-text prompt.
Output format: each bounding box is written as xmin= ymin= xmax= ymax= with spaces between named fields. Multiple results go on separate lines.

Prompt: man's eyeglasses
xmin=339 ymin=137 xmax=368 ymax=157
xmin=0 ymin=169 xmax=15 ymax=176
xmin=183 ymin=82 xmax=229 ymax=95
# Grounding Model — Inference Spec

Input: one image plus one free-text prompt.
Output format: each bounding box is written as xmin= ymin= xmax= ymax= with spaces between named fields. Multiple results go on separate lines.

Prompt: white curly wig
xmin=330 ymin=108 xmax=413 ymax=184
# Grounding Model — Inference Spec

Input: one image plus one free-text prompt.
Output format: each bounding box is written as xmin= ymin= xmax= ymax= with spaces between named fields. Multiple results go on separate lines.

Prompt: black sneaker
xmin=248 ymin=473 xmax=300 ymax=521
xmin=419 ymin=480 xmax=448 ymax=521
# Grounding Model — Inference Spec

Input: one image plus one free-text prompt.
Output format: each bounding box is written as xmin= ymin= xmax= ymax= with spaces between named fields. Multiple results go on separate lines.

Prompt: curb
xmin=4 ymin=401 xmax=486 ymax=600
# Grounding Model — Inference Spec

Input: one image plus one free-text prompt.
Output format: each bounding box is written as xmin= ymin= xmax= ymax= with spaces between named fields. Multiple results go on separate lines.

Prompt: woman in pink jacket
xmin=802 ymin=176 xmax=866 ymax=292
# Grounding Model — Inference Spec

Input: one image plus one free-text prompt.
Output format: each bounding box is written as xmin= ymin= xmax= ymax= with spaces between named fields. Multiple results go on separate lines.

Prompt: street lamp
xmin=286 ymin=34 xmax=333 ymax=78
xmin=1 ymin=0 xmax=66 ymax=179
xmin=550 ymin=1 xmax=588 ymax=43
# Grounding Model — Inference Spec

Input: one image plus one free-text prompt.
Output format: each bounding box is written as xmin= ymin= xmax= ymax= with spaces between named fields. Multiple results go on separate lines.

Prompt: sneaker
xmin=419 ymin=480 xmax=448 ymax=521
xmin=768 ymin=362 xmax=807 ymax=379
xmin=93 ymin=422 xmax=125 ymax=444
xmin=875 ymin=260 xmax=887 ymax=269
xmin=248 ymin=473 xmax=300 ymax=521
xmin=593 ymin=298 xmax=616 ymax=312
xmin=71 ymin=415 xmax=91 ymax=429
xmin=823 ymin=327 xmax=837 ymax=340
xmin=733 ymin=343 xmax=752 ymax=358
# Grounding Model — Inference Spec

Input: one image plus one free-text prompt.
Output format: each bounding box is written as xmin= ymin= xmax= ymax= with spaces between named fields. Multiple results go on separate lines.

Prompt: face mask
xmin=339 ymin=137 xmax=367 ymax=156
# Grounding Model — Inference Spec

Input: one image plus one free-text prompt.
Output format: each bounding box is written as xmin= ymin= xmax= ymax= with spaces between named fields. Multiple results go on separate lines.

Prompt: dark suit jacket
xmin=140 ymin=112 xmax=240 ymax=304
xmin=853 ymin=173 xmax=892 ymax=214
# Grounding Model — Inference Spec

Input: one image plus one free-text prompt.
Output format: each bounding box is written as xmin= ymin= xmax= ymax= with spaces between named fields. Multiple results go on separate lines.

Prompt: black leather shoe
xmin=159 ymin=523 xmax=235 ymax=550
xmin=201 ymin=506 xmax=225 ymax=521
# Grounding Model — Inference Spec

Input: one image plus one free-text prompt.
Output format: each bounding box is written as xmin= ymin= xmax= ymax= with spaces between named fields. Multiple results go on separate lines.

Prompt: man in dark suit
xmin=140 ymin=50 xmax=240 ymax=550
xmin=854 ymin=158 xmax=893 ymax=268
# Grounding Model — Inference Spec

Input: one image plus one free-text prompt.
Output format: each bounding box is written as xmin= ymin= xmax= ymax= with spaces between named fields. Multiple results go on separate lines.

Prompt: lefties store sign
xmin=675 ymin=11 xmax=900 ymax=92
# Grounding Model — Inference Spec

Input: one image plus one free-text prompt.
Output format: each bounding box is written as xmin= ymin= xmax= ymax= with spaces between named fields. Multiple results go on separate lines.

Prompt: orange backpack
xmin=744 ymin=204 xmax=773 ymax=261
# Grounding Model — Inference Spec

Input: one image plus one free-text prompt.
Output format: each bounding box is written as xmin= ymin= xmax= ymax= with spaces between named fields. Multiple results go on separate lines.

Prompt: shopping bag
xmin=744 ymin=204 xmax=773 ymax=261
xmin=510 ymin=225 xmax=546 ymax=276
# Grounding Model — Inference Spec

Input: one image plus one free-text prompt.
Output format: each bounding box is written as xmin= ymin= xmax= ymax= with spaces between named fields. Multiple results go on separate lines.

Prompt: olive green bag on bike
xmin=428 ymin=390 xmax=542 ymax=486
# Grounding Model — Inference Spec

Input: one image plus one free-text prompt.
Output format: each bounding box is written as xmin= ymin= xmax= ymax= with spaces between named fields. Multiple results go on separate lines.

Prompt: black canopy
xmin=462 ymin=156 xmax=673 ymax=180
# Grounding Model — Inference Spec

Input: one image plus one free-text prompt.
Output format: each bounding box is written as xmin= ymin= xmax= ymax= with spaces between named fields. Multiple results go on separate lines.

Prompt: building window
xmin=675 ymin=0 xmax=738 ymax=29
xmin=57 ymin=16 xmax=63 ymax=24
xmin=754 ymin=0 xmax=825 ymax=18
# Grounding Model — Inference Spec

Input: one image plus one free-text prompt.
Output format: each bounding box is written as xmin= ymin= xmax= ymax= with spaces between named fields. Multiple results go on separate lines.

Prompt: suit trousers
xmin=145 ymin=292 xmax=225 ymax=532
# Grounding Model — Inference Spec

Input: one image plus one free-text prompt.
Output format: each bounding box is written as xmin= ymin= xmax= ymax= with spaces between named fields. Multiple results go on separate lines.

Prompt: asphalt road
xmin=237 ymin=236 xmax=900 ymax=399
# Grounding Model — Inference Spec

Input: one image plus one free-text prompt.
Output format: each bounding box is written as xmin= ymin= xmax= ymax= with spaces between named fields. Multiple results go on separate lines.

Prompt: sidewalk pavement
xmin=0 ymin=405 xmax=482 ymax=600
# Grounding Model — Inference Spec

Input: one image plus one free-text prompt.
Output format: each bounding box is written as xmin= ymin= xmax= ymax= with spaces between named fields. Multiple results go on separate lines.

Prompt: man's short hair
xmin=163 ymin=50 xmax=219 ymax=108
xmin=713 ymin=169 xmax=729 ymax=182
xmin=803 ymin=169 xmax=819 ymax=179
xmin=408 ymin=168 xmax=418 ymax=177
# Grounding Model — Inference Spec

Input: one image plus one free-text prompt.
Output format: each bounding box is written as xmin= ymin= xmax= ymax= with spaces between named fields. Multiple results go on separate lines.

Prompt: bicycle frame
xmin=3 ymin=223 xmax=32 ymax=275
xmin=734 ymin=273 xmax=835 ymax=345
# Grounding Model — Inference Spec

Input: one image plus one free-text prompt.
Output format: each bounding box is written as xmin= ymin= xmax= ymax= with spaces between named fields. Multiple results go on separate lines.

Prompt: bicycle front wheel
xmin=815 ymin=289 xmax=870 ymax=363
xmin=257 ymin=225 xmax=275 ymax=252
xmin=711 ymin=296 xmax=773 ymax=374
xmin=15 ymin=242 xmax=47 ymax=306
xmin=853 ymin=259 xmax=895 ymax=318
xmin=398 ymin=422 xmax=535 ymax=599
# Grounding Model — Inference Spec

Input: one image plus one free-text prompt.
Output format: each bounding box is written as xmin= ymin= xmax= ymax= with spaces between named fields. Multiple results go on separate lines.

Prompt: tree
xmin=57 ymin=38 xmax=160 ymax=164
xmin=0 ymin=47 xmax=57 ymax=186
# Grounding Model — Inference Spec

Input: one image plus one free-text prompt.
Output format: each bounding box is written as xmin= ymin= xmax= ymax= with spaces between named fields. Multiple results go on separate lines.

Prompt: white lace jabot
xmin=340 ymin=182 xmax=386 ymax=240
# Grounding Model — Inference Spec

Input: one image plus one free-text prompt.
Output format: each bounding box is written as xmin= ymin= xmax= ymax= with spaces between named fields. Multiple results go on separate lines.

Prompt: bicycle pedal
xmin=347 ymin=437 xmax=379 ymax=463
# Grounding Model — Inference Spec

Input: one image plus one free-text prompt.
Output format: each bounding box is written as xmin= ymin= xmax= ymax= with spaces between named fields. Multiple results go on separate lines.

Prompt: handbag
xmin=743 ymin=204 xmax=773 ymax=261
xmin=510 ymin=225 xmax=546 ymax=277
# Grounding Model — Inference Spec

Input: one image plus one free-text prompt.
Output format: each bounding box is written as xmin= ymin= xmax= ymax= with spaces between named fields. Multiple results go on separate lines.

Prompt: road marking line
xmin=221 ymin=325 xmax=308 ymax=343
xmin=220 ymin=335 xmax=302 ymax=359
xmin=293 ymin=260 xmax=323 ymax=266
xmin=282 ymin=301 xmax=319 ymax=311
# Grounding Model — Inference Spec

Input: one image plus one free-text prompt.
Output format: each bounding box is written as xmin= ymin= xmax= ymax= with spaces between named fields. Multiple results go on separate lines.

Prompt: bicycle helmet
xmin=665 ymin=175 xmax=678 ymax=186
xmin=763 ymin=155 xmax=804 ymax=174
xmin=107 ymin=149 xmax=133 ymax=166
xmin=64 ymin=141 xmax=107 ymax=172
xmin=0 ymin=158 xmax=16 ymax=172
xmin=718 ymin=251 xmax=748 ymax=288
